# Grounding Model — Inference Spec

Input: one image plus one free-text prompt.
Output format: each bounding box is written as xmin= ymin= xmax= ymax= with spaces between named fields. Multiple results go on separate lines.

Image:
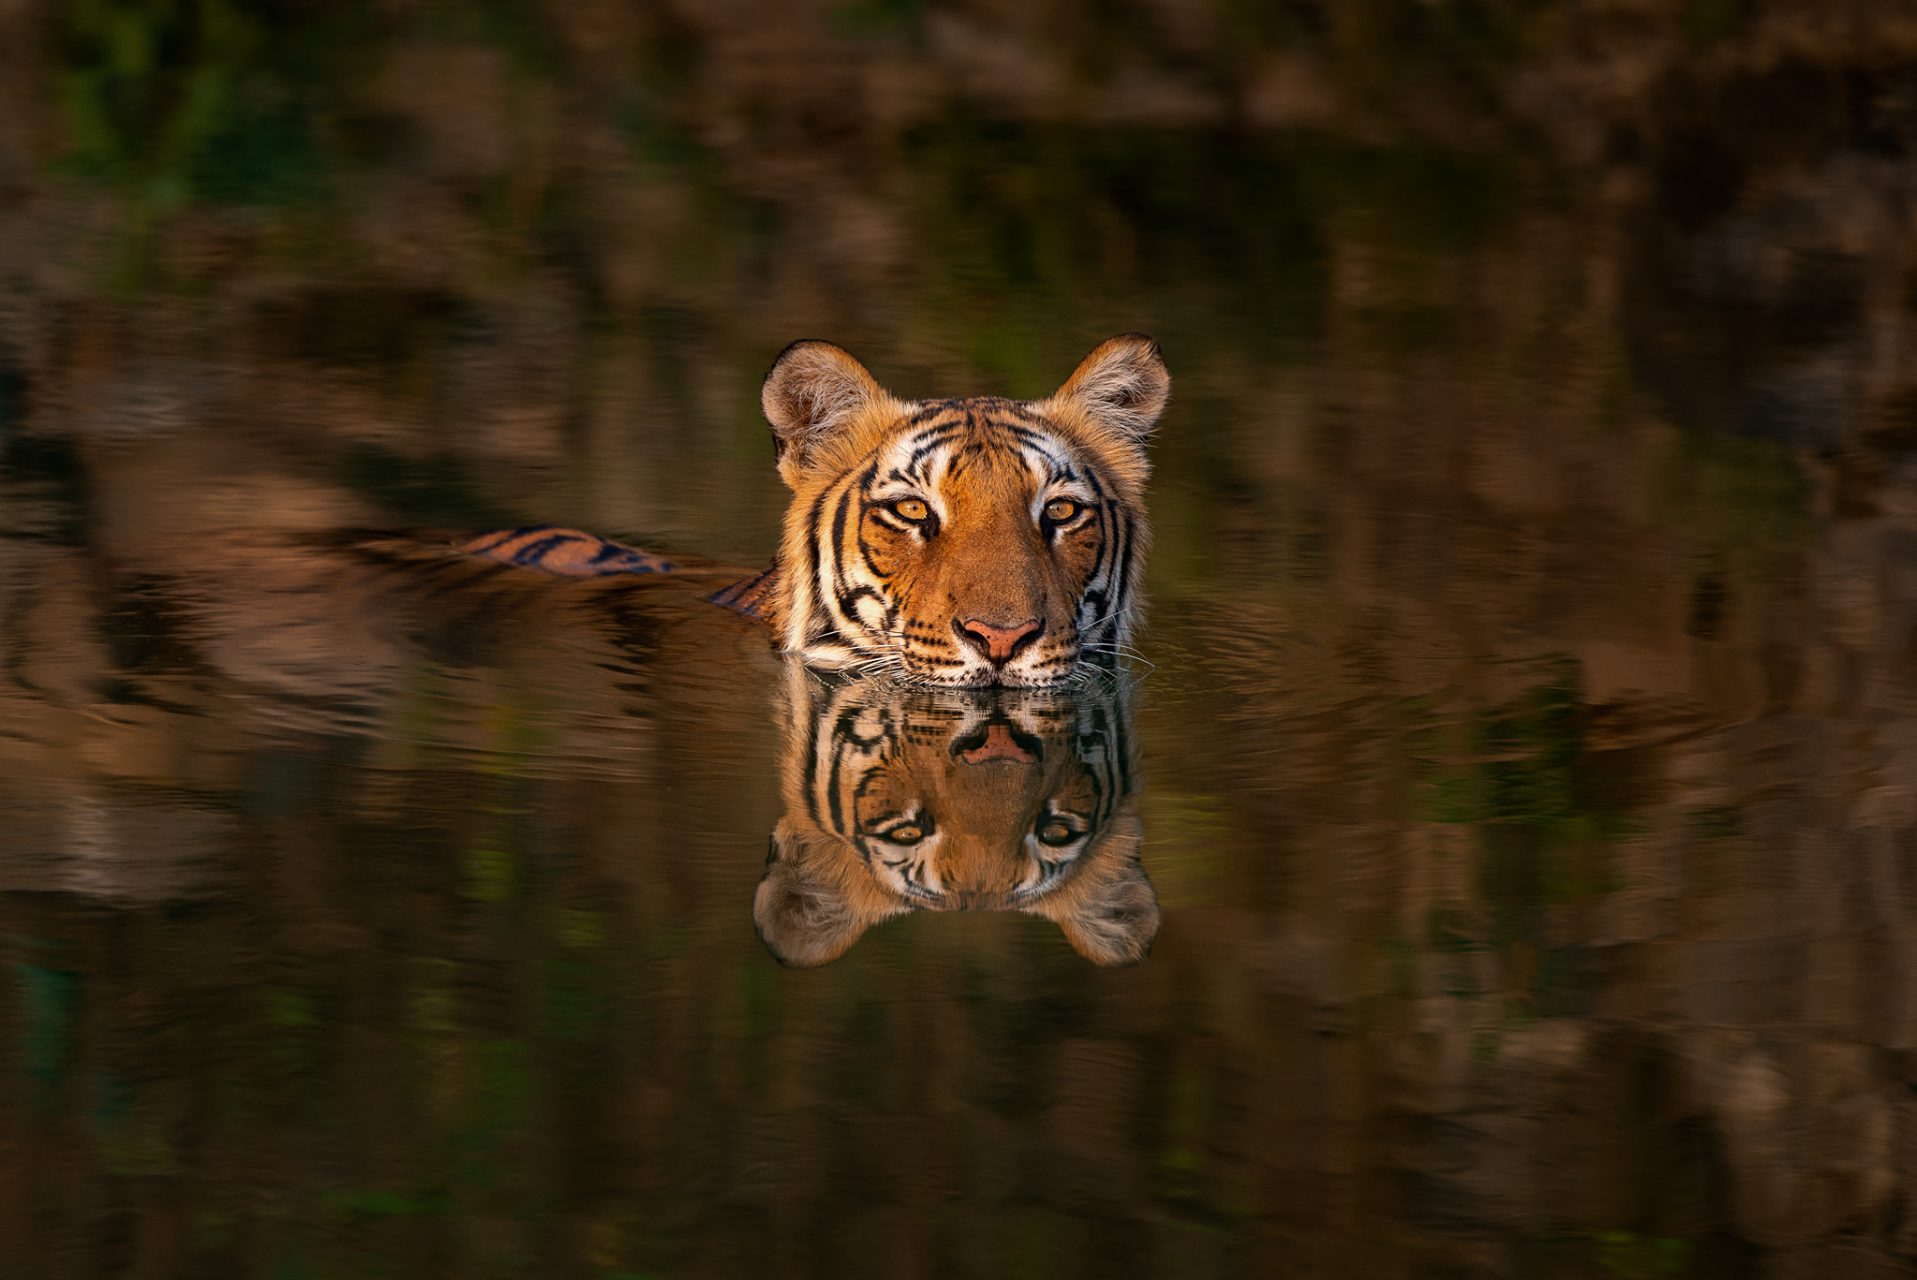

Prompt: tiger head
xmin=759 ymin=336 xmax=1168 ymax=687
xmin=753 ymin=672 xmax=1158 ymax=968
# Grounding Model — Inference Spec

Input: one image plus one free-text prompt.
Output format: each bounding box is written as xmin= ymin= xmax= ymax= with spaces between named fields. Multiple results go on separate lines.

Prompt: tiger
xmin=752 ymin=668 xmax=1157 ymax=967
xmin=463 ymin=335 xmax=1169 ymax=687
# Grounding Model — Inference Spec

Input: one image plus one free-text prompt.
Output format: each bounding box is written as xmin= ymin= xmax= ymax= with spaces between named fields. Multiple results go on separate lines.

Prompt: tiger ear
xmin=753 ymin=826 xmax=890 ymax=968
xmin=1021 ymin=815 xmax=1161 ymax=967
xmin=762 ymin=340 xmax=890 ymax=480
xmin=1040 ymin=858 xmax=1161 ymax=966
xmin=1047 ymin=334 xmax=1170 ymax=446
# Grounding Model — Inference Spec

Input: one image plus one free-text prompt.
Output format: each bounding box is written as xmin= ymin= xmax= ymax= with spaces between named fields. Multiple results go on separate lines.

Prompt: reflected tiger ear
xmin=1024 ymin=853 xmax=1161 ymax=967
xmin=761 ymin=340 xmax=889 ymax=479
xmin=1048 ymin=334 xmax=1170 ymax=446
xmin=753 ymin=826 xmax=889 ymax=968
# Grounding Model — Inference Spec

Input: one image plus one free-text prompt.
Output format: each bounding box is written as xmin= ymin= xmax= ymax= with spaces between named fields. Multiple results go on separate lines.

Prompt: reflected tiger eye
xmin=886 ymin=825 xmax=924 ymax=844
xmin=1044 ymin=499 xmax=1080 ymax=522
xmin=1039 ymin=822 xmax=1075 ymax=845
xmin=893 ymin=499 xmax=930 ymax=522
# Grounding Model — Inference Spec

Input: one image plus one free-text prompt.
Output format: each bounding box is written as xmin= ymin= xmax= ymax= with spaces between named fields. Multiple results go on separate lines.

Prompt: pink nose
xmin=960 ymin=723 xmax=1038 ymax=765
xmin=958 ymin=618 xmax=1040 ymax=664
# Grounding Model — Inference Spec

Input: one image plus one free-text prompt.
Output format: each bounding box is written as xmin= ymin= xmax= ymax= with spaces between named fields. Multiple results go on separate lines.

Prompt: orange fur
xmin=757 ymin=336 xmax=1169 ymax=687
xmin=753 ymin=671 xmax=1158 ymax=967
xmin=459 ymin=337 xmax=1169 ymax=688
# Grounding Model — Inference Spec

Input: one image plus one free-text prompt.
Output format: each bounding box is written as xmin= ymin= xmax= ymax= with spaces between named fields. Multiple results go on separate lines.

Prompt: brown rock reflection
xmin=756 ymin=672 xmax=1155 ymax=968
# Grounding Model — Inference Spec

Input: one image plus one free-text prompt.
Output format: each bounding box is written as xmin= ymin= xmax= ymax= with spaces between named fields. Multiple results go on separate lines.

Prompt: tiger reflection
xmin=755 ymin=671 xmax=1158 ymax=967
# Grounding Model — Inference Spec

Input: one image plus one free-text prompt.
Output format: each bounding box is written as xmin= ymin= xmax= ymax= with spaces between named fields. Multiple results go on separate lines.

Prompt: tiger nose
xmin=957 ymin=617 xmax=1041 ymax=664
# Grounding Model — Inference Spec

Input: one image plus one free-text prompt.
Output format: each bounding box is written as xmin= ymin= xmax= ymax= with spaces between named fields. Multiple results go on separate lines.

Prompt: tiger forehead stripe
xmin=913 ymin=424 xmax=1069 ymax=467
xmin=876 ymin=423 xmax=1066 ymax=493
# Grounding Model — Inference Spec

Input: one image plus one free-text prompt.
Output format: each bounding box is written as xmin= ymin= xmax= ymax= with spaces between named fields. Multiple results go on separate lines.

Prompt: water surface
xmin=5 ymin=3 xmax=1917 ymax=1276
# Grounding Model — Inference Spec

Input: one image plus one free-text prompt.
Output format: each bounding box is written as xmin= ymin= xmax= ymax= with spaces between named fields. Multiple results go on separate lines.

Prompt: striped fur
xmin=458 ymin=336 xmax=1169 ymax=688
xmin=753 ymin=672 xmax=1157 ymax=967
xmin=762 ymin=336 xmax=1168 ymax=687
xmin=461 ymin=526 xmax=677 ymax=576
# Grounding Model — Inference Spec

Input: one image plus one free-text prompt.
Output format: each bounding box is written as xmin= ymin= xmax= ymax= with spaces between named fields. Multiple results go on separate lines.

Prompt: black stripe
xmin=803 ymin=718 xmax=826 ymax=828
xmin=804 ymin=480 xmax=837 ymax=635
xmin=1102 ymin=512 xmax=1130 ymax=625
xmin=513 ymin=533 xmax=578 ymax=565
xmin=905 ymin=433 xmax=958 ymax=472
xmin=1108 ymin=511 xmax=1136 ymax=636
xmin=829 ymin=486 xmax=854 ymax=610
xmin=1079 ymin=502 xmax=1115 ymax=631
xmin=823 ymin=708 xmax=867 ymax=835
xmin=900 ymin=403 xmax=952 ymax=426
xmin=837 ymin=584 xmax=886 ymax=624
xmin=857 ymin=521 xmax=888 ymax=580
xmin=466 ymin=526 xmax=541 ymax=554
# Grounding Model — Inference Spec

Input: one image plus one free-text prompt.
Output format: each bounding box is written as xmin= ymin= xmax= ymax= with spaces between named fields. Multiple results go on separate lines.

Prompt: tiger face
xmin=753 ymin=672 xmax=1158 ymax=968
xmin=760 ymin=336 xmax=1168 ymax=687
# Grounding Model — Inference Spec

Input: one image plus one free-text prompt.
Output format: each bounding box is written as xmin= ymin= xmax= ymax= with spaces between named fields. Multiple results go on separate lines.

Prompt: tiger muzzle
xmin=955 ymin=617 xmax=1042 ymax=666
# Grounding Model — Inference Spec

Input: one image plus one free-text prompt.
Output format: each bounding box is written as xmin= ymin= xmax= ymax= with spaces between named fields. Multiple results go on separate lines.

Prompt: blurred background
xmin=7 ymin=0 xmax=1917 ymax=1276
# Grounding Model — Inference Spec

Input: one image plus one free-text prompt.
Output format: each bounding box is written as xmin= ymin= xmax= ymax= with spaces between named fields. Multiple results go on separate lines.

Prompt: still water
xmin=5 ymin=2 xmax=1917 ymax=1276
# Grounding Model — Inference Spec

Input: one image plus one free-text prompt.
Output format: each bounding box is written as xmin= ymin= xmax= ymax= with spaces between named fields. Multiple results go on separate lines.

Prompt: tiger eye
xmin=893 ymin=498 xmax=930 ymax=522
xmin=1044 ymin=499 xmax=1079 ymax=522
xmin=1039 ymin=822 xmax=1075 ymax=845
xmin=886 ymin=825 xmax=924 ymax=844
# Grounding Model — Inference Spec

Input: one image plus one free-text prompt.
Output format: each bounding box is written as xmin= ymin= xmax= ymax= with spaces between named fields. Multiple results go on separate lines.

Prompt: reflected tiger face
xmin=760 ymin=336 xmax=1168 ymax=688
xmin=753 ymin=671 xmax=1158 ymax=967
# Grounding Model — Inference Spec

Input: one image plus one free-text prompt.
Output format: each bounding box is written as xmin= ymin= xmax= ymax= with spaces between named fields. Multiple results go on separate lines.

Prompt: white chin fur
xmin=910 ymin=660 xmax=1077 ymax=689
xmin=792 ymin=638 xmax=1081 ymax=686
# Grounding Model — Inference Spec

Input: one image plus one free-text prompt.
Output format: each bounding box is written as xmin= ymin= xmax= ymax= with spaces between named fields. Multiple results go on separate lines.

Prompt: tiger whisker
xmin=1077 ymin=639 xmax=1149 ymax=659
xmin=1083 ymin=650 xmax=1152 ymax=668
xmin=1076 ymin=643 xmax=1156 ymax=675
xmin=1077 ymin=603 xmax=1132 ymax=633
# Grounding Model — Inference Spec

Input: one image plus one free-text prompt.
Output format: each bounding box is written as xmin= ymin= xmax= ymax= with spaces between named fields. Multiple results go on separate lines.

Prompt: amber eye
xmin=892 ymin=498 xmax=930 ymax=522
xmin=1038 ymin=821 xmax=1077 ymax=846
xmin=1044 ymin=499 xmax=1080 ymax=523
xmin=885 ymin=824 xmax=925 ymax=844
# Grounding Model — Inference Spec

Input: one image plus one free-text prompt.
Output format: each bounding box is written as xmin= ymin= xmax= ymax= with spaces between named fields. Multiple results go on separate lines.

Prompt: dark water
xmin=6 ymin=2 xmax=1917 ymax=1276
